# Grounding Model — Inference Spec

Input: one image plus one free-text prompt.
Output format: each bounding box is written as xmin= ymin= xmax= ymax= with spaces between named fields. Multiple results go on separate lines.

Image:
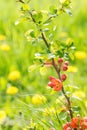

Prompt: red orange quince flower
xmin=83 ymin=117 xmax=87 ymax=129
xmin=63 ymin=122 xmax=71 ymax=130
xmin=63 ymin=117 xmax=87 ymax=130
xmin=48 ymin=76 xmax=63 ymax=91
xmin=71 ymin=117 xmax=87 ymax=129
xmin=71 ymin=117 xmax=83 ymax=128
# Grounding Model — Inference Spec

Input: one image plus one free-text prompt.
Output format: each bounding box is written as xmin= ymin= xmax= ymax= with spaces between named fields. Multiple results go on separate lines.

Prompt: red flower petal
xmin=83 ymin=117 xmax=87 ymax=128
xmin=63 ymin=122 xmax=71 ymax=130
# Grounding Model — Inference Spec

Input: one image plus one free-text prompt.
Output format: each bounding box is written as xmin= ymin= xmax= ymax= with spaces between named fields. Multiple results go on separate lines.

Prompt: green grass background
xmin=0 ymin=0 xmax=87 ymax=130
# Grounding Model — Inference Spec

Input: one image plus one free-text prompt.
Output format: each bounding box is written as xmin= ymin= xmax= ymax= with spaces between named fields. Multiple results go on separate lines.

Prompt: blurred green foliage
xmin=0 ymin=0 xmax=87 ymax=129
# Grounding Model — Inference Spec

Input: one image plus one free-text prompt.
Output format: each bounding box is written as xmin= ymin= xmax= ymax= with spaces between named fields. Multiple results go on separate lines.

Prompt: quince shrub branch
xmin=16 ymin=0 xmax=87 ymax=130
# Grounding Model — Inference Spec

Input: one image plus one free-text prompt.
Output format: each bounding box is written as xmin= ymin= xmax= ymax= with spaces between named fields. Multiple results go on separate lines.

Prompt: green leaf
xmin=43 ymin=18 xmax=52 ymax=26
xmin=72 ymin=106 xmax=81 ymax=112
xmin=40 ymin=66 xmax=47 ymax=75
xmin=28 ymin=64 xmax=41 ymax=72
xmin=53 ymin=26 xmax=57 ymax=31
xmin=59 ymin=111 xmax=67 ymax=120
xmin=43 ymin=28 xmax=49 ymax=32
xmin=64 ymin=8 xmax=72 ymax=16
xmin=29 ymin=30 xmax=36 ymax=38
xmin=15 ymin=17 xmax=26 ymax=25
xmin=49 ymin=5 xmax=57 ymax=14
xmin=69 ymin=53 xmax=74 ymax=60
xmin=25 ymin=29 xmax=36 ymax=38
xmin=26 ymin=0 xmax=31 ymax=3
xmin=71 ymin=96 xmax=82 ymax=101
xmin=32 ymin=11 xmax=43 ymax=23
xmin=35 ymin=53 xmax=44 ymax=60
xmin=60 ymin=0 xmax=71 ymax=7
xmin=48 ymin=53 xmax=55 ymax=59
xmin=48 ymin=33 xmax=53 ymax=39
xmin=22 ymin=4 xmax=29 ymax=11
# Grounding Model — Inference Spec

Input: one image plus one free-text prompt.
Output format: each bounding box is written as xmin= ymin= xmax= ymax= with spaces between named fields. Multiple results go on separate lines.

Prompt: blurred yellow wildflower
xmin=31 ymin=94 xmax=47 ymax=105
xmin=6 ymin=86 xmax=19 ymax=95
xmin=67 ymin=66 xmax=78 ymax=73
xmin=0 ymin=110 xmax=6 ymax=124
xmin=0 ymin=35 xmax=6 ymax=41
xmin=75 ymin=51 xmax=87 ymax=60
xmin=8 ymin=70 xmax=21 ymax=81
xmin=73 ymin=90 xmax=85 ymax=98
xmin=0 ymin=44 xmax=10 ymax=51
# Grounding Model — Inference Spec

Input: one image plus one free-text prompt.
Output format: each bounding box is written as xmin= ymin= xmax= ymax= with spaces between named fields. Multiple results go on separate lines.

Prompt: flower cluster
xmin=63 ymin=117 xmax=87 ymax=130
xmin=48 ymin=58 xmax=69 ymax=91
xmin=58 ymin=58 xmax=69 ymax=82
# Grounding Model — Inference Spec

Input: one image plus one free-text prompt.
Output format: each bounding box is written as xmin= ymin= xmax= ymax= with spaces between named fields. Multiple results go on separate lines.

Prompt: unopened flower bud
xmin=61 ymin=74 xmax=67 ymax=81
xmin=64 ymin=61 xmax=69 ymax=66
xmin=62 ymin=65 xmax=68 ymax=71
xmin=58 ymin=58 xmax=63 ymax=64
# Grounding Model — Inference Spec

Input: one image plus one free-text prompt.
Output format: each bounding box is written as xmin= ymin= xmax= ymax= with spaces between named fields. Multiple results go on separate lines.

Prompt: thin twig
xmin=40 ymin=30 xmax=49 ymax=48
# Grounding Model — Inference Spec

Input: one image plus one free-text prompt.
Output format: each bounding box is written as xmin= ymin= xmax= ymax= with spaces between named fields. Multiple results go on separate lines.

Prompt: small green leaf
xmin=53 ymin=26 xmax=57 ymax=31
xmin=35 ymin=53 xmax=44 ymax=60
xmin=64 ymin=8 xmax=72 ymax=16
xmin=28 ymin=64 xmax=41 ymax=72
xmin=25 ymin=29 xmax=35 ymax=38
xmin=72 ymin=106 xmax=81 ymax=112
xmin=22 ymin=4 xmax=29 ymax=11
xmin=40 ymin=66 xmax=47 ymax=75
xmin=43 ymin=28 xmax=49 ymax=32
xmin=69 ymin=53 xmax=74 ymax=60
xmin=71 ymin=96 xmax=82 ymax=101
xmin=30 ymin=31 xmax=36 ymax=38
xmin=60 ymin=0 xmax=71 ymax=7
xmin=15 ymin=18 xmax=26 ymax=25
xmin=49 ymin=33 xmax=53 ymax=39
xmin=32 ymin=11 xmax=43 ymax=23
xmin=49 ymin=5 xmax=57 ymax=14
xmin=26 ymin=0 xmax=31 ymax=3
xmin=43 ymin=18 xmax=52 ymax=26
xmin=59 ymin=111 xmax=67 ymax=120
xmin=48 ymin=53 xmax=55 ymax=59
